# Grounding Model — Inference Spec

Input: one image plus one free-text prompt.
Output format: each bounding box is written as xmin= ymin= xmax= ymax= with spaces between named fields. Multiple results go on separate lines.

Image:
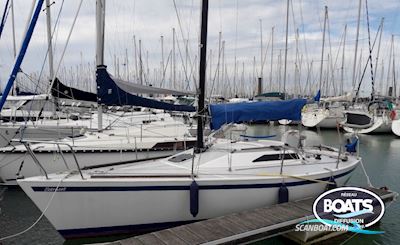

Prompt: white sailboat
xmin=342 ymin=100 xmax=393 ymax=134
xmin=391 ymin=111 xmax=400 ymax=136
xmin=18 ymin=0 xmax=360 ymax=240
xmin=0 ymin=4 xmax=198 ymax=186
xmin=18 ymin=136 xmax=360 ymax=238
xmin=0 ymin=119 xmax=195 ymax=185
xmin=301 ymin=94 xmax=352 ymax=129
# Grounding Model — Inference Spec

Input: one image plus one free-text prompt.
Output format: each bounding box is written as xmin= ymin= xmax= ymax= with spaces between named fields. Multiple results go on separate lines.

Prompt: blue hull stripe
xmin=31 ymin=167 xmax=356 ymax=192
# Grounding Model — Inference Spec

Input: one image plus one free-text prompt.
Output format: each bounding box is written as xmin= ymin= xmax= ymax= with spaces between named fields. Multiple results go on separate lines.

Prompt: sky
xmin=0 ymin=0 xmax=400 ymax=97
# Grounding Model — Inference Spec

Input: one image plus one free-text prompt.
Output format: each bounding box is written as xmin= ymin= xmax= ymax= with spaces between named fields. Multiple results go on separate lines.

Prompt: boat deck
xmin=105 ymin=187 xmax=397 ymax=245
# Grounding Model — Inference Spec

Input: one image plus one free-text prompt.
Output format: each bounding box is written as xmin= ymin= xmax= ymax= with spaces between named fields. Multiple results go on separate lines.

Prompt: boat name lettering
xmin=44 ymin=187 xmax=67 ymax=192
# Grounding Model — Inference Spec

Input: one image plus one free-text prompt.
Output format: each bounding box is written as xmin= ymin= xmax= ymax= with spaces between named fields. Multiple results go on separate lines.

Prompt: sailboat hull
xmin=391 ymin=119 xmax=400 ymax=136
xmin=343 ymin=117 xmax=392 ymax=134
xmin=302 ymin=109 xmax=344 ymax=129
xmin=18 ymin=165 xmax=357 ymax=239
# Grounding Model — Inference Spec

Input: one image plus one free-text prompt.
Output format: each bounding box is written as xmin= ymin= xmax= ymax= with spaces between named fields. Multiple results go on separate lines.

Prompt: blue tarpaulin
xmin=209 ymin=99 xmax=307 ymax=130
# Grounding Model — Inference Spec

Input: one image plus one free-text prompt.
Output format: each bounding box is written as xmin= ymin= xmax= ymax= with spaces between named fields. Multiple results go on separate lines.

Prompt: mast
xmin=133 ymin=35 xmax=138 ymax=83
xmin=45 ymin=0 xmax=54 ymax=79
xmin=365 ymin=0 xmax=375 ymax=101
xmin=196 ymin=0 xmax=209 ymax=151
xmin=392 ymin=35 xmax=396 ymax=98
xmin=269 ymin=26 xmax=274 ymax=91
xmin=161 ymin=35 xmax=164 ymax=86
xmin=319 ymin=6 xmax=328 ymax=94
xmin=96 ymin=0 xmax=105 ymax=131
xmin=139 ymin=39 xmax=143 ymax=85
xmin=340 ymin=24 xmax=347 ymax=95
xmin=374 ymin=18 xmax=384 ymax=94
xmin=259 ymin=19 xmax=263 ymax=81
xmin=10 ymin=0 xmax=17 ymax=95
xmin=282 ymin=0 xmax=289 ymax=98
xmin=352 ymin=0 xmax=362 ymax=88
xmin=45 ymin=0 xmax=56 ymax=116
xmin=125 ymin=48 xmax=129 ymax=80
xmin=172 ymin=28 xmax=176 ymax=89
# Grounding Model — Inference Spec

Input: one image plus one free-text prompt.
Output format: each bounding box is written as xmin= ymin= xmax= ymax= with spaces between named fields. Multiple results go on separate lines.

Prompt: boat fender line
xmin=278 ymin=182 xmax=289 ymax=203
xmin=360 ymin=159 xmax=373 ymax=188
xmin=326 ymin=175 xmax=337 ymax=190
xmin=190 ymin=180 xmax=199 ymax=217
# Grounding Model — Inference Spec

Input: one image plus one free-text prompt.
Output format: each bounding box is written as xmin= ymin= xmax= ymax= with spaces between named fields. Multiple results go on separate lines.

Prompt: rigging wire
xmin=172 ymin=0 xmax=197 ymax=91
xmin=0 ymin=0 xmax=11 ymax=41
xmin=22 ymin=0 xmax=65 ymax=129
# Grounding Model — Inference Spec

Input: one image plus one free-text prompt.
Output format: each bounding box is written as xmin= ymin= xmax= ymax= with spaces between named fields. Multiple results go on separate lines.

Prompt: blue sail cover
xmin=96 ymin=65 xmax=195 ymax=112
xmin=209 ymin=99 xmax=307 ymax=130
xmin=314 ymin=90 xmax=321 ymax=102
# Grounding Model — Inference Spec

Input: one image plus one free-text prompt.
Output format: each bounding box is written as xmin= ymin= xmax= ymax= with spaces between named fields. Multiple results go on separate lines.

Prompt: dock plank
xmin=184 ymin=222 xmax=221 ymax=242
xmin=119 ymin=238 xmax=144 ymax=245
xmin=169 ymin=225 xmax=206 ymax=244
xmin=214 ymin=216 xmax=250 ymax=234
xmin=153 ymin=229 xmax=187 ymax=245
xmin=292 ymin=199 xmax=315 ymax=212
xmin=136 ymin=233 xmax=166 ymax=245
xmin=109 ymin=187 xmax=396 ymax=245
xmin=222 ymin=215 xmax=254 ymax=232
xmin=199 ymin=219 xmax=236 ymax=237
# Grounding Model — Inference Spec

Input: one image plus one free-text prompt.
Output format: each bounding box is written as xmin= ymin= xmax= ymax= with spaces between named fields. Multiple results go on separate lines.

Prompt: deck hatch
xmin=252 ymin=153 xmax=299 ymax=162
xmin=168 ymin=153 xmax=194 ymax=162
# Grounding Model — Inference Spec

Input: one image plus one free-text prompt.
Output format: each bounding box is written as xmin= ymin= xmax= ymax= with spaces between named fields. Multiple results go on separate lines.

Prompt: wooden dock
xmin=106 ymin=187 xmax=397 ymax=245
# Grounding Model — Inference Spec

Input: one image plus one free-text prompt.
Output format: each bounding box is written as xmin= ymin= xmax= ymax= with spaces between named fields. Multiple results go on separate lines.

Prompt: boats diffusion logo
xmin=295 ymin=187 xmax=385 ymax=234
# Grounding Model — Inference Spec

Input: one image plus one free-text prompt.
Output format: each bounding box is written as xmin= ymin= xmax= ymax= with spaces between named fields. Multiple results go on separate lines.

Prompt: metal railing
xmin=17 ymin=139 xmax=84 ymax=180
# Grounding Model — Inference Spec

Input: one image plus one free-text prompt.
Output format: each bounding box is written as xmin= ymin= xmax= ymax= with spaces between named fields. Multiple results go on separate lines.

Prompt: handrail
xmin=15 ymin=139 xmax=84 ymax=180
xmin=21 ymin=142 xmax=49 ymax=180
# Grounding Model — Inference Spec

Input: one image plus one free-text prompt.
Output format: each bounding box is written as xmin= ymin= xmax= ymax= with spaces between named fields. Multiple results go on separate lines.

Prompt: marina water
xmin=0 ymin=124 xmax=399 ymax=245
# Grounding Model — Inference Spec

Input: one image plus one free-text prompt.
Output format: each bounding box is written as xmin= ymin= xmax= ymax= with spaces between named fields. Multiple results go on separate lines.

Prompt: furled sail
xmin=96 ymin=65 xmax=195 ymax=112
xmin=209 ymin=99 xmax=307 ymax=130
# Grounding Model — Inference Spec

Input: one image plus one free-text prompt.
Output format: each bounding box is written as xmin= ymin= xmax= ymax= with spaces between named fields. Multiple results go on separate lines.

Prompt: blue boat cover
xmin=96 ymin=66 xmax=195 ymax=112
xmin=209 ymin=99 xmax=307 ymax=130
